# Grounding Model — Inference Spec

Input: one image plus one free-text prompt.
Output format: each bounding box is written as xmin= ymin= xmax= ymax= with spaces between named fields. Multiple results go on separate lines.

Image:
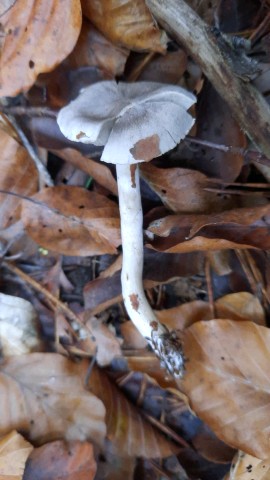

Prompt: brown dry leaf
xmin=120 ymin=320 xmax=148 ymax=349
xmin=66 ymin=19 xmax=129 ymax=77
xmin=0 ymin=0 xmax=82 ymax=96
xmin=86 ymin=365 xmax=175 ymax=458
xmin=141 ymin=163 xmax=231 ymax=213
xmin=147 ymin=204 xmax=270 ymax=253
xmin=136 ymin=49 xmax=187 ymax=84
xmin=156 ymin=300 xmax=212 ymax=331
xmin=81 ymin=0 xmax=167 ymax=53
xmin=23 ymin=440 xmax=97 ymax=480
xmin=227 ymin=451 xmax=270 ymax=479
xmin=155 ymin=292 xmax=265 ymax=332
xmin=78 ymin=317 xmax=122 ymax=366
xmin=0 ymin=430 xmax=33 ymax=480
xmin=0 ymin=130 xmax=38 ymax=229
xmin=54 ymin=148 xmax=118 ymax=196
xmin=0 ymin=293 xmax=42 ymax=356
xmin=0 ymin=353 xmax=106 ymax=445
xmin=216 ymin=292 xmax=265 ymax=326
xmin=181 ymin=320 xmax=270 ymax=459
xmin=21 ymin=185 xmax=121 ymax=256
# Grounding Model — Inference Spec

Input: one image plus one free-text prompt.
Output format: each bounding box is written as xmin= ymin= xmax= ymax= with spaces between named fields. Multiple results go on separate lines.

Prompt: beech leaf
xmin=181 ymin=320 xmax=270 ymax=459
xmin=23 ymin=440 xmax=97 ymax=480
xmin=0 ymin=430 xmax=33 ymax=480
xmin=0 ymin=130 xmax=38 ymax=229
xmin=0 ymin=0 xmax=82 ymax=96
xmin=21 ymin=185 xmax=121 ymax=256
xmin=227 ymin=451 xmax=270 ymax=479
xmin=81 ymin=0 xmax=167 ymax=53
xmin=0 ymin=353 xmax=106 ymax=445
xmin=86 ymin=366 xmax=175 ymax=458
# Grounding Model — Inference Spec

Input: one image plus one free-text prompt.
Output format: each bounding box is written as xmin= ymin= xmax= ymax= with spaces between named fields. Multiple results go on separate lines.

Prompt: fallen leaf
xmin=81 ymin=0 xmax=167 ymax=53
xmin=0 ymin=430 xmax=33 ymax=480
xmin=146 ymin=204 xmax=270 ymax=252
xmin=0 ymin=0 xmax=82 ymax=96
xmin=0 ymin=293 xmax=42 ymax=356
xmin=21 ymin=185 xmax=121 ymax=256
xmin=23 ymin=440 xmax=96 ymax=480
xmin=0 ymin=353 xmax=106 ymax=445
xmin=0 ymin=130 xmax=38 ymax=229
xmin=54 ymin=148 xmax=118 ymax=196
xmin=215 ymin=292 xmax=265 ymax=326
xmin=136 ymin=49 xmax=187 ymax=84
xmin=227 ymin=450 xmax=270 ymax=479
xmin=66 ymin=19 xmax=129 ymax=77
xmin=78 ymin=317 xmax=122 ymax=366
xmin=86 ymin=365 xmax=175 ymax=458
xmin=181 ymin=320 xmax=270 ymax=458
xmin=141 ymin=163 xmax=232 ymax=213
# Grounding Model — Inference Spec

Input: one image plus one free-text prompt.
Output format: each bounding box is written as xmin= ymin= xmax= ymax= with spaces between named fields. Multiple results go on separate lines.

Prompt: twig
xmin=146 ymin=0 xmax=270 ymax=158
xmin=0 ymin=105 xmax=57 ymax=118
xmin=2 ymin=261 xmax=95 ymax=340
xmin=6 ymin=115 xmax=54 ymax=188
xmin=185 ymin=136 xmax=270 ymax=167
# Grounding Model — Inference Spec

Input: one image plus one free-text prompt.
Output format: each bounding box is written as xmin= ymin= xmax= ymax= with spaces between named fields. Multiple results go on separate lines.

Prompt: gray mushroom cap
xmin=57 ymin=80 xmax=196 ymax=164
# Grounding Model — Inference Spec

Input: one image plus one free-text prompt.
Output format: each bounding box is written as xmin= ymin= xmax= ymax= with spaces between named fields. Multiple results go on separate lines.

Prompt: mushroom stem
xmin=116 ymin=163 xmax=185 ymax=378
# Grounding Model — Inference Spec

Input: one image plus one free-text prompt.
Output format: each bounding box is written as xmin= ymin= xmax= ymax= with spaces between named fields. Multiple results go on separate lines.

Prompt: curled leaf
xmin=21 ymin=186 xmax=121 ymax=256
xmin=0 ymin=0 xmax=82 ymax=96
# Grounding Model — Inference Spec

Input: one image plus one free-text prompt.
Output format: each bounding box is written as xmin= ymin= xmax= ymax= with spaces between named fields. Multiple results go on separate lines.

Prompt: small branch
xmin=0 ymin=105 xmax=57 ymax=118
xmin=146 ymin=0 xmax=270 ymax=158
xmin=6 ymin=115 xmax=54 ymax=188
xmin=2 ymin=261 xmax=95 ymax=339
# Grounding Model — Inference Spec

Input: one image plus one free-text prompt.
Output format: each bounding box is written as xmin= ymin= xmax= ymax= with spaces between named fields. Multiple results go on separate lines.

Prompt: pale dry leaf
xmin=0 ymin=430 xmax=33 ymax=480
xmin=0 ymin=354 xmax=106 ymax=446
xmin=0 ymin=293 xmax=41 ymax=356
xmin=228 ymin=450 xmax=270 ymax=480
xmin=86 ymin=365 xmax=175 ymax=458
xmin=181 ymin=320 xmax=270 ymax=459
xmin=147 ymin=204 xmax=270 ymax=252
xmin=54 ymin=148 xmax=118 ymax=196
xmin=216 ymin=292 xmax=265 ymax=326
xmin=21 ymin=185 xmax=121 ymax=256
xmin=66 ymin=19 xmax=129 ymax=77
xmin=140 ymin=163 xmax=231 ymax=213
xmin=23 ymin=440 xmax=97 ymax=480
xmin=0 ymin=0 xmax=82 ymax=96
xmin=81 ymin=0 xmax=167 ymax=52
xmin=0 ymin=130 xmax=38 ymax=229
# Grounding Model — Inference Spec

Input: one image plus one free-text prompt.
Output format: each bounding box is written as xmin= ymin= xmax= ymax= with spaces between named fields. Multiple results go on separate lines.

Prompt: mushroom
xmin=57 ymin=80 xmax=196 ymax=377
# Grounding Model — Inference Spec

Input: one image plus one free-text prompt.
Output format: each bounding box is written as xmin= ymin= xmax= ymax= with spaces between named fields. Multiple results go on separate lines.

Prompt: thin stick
xmin=146 ymin=0 xmax=270 ymax=158
xmin=185 ymin=136 xmax=270 ymax=168
xmin=7 ymin=115 xmax=54 ymax=188
xmin=2 ymin=261 xmax=95 ymax=339
xmin=0 ymin=105 xmax=57 ymax=118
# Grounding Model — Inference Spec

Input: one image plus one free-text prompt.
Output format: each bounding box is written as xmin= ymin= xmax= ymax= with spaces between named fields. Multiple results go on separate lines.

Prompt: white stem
xmin=116 ymin=163 xmax=185 ymax=377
